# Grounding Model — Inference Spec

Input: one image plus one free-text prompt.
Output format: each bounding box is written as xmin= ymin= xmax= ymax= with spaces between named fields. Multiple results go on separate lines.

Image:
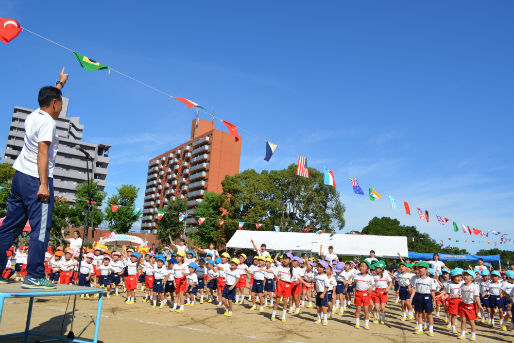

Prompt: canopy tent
xmin=408 ymin=252 xmax=500 ymax=263
xmin=226 ymin=230 xmax=409 ymax=258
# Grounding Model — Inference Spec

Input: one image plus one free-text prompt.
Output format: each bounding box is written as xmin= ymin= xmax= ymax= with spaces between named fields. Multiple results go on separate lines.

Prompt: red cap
xmin=47 ymin=247 xmax=53 ymax=254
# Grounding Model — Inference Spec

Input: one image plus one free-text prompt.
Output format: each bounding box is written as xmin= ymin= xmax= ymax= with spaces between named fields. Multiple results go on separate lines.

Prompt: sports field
xmin=0 ymin=289 xmax=509 ymax=343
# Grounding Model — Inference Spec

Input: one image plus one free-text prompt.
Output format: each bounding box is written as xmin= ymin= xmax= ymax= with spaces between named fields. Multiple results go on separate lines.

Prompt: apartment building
xmin=141 ymin=118 xmax=241 ymax=232
xmin=3 ymin=98 xmax=110 ymax=203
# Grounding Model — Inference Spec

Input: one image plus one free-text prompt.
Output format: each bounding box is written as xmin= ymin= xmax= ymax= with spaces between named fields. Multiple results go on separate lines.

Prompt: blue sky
xmin=1 ymin=1 xmax=512 ymax=253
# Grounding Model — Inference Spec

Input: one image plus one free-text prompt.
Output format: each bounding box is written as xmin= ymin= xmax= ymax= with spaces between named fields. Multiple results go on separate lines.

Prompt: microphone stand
xmin=67 ymin=150 xmax=93 ymax=340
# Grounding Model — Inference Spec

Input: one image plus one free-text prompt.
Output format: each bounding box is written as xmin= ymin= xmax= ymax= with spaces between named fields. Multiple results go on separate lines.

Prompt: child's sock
xmin=235 ymin=295 xmax=239 ymax=303
xmin=418 ymin=324 xmax=423 ymax=331
xmin=429 ymin=325 xmax=433 ymax=333
xmin=355 ymin=318 xmax=360 ymax=325
xmin=162 ymin=299 xmax=167 ymax=305
xmin=200 ymin=295 xmax=204 ymax=302
xmin=471 ymin=332 xmax=476 ymax=338
xmin=451 ymin=325 xmax=456 ymax=331
xmin=271 ymin=310 xmax=276 ymax=318
xmin=402 ymin=312 xmax=407 ymax=319
xmin=317 ymin=313 xmax=321 ymax=321
xmin=115 ymin=288 xmax=119 ymax=295
xmin=323 ymin=313 xmax=328 ymax=322
xmin=461 ymin=330 xmax=466 ymax=337
xmin=365 ymin=319 xmax=369 ymax=326
xmin=241 ymin=295 xmax=245 ymax=302
xmin=424 ymin=322 xmax=428 ymax=329
xmin=270 ymin=299 xmax=274 ymax=306
xmin=491 ymin=319 xmax=495 ymax=326
xmin=282 ymin=310 xmax=287 ymax=319
xmin=328 ymin=311 xmax=331 ymax=318
xmin=180 ymin=305 xmax=184 ymax=310
xmin=301 ymin=300 xmax=305 ymax=306
xmin=153 ymin=300 xmax=157 ymax=306
xmin=265 ymin=298 xmax=268 ymax=306
xmin=335 ymin=300 xmax=340 ymax=308
xmin=173 ymin=303 xmax=178 ymax=309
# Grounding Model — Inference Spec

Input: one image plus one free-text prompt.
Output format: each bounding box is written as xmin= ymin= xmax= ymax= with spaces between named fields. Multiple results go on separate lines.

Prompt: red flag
xmin=467 ymin=226 xmax=472 ymax=235
xmin=111 ymin=205 xmax=119 ymax=213
xmin=221 ymin=120 xmax=239 ymax=141
xmin=87 ymin=200 xmax=96 ymax=204
xmin=255 ymin=223 xmax=261 ymax=229
xmin=175 ymin=97 xmax=202 ymax=109
xmin=0 ymin=18 xmax=22 ymax=43
xmin=198 ymin=217 xmax=206 ymax=225
xmin=403 ymin=201 xmax=411 ymax=215
xmin=219 ymin=219 xmax=224 ymax=226
xmin=425 ymin=210 xmax=429 ymax=222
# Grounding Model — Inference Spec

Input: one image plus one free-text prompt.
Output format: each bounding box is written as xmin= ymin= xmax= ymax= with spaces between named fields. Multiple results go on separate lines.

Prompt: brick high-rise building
xmin=141 ymin=118 xmax=241 ymax=232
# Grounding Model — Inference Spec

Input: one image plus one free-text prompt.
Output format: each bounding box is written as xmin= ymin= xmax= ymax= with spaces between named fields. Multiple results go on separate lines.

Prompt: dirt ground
xmin=0 ymin=288 xmax=511 ymax=343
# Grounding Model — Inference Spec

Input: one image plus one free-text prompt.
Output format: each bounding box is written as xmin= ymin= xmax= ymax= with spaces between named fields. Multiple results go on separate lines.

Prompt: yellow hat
xmin=266 ymin=257 xmax=274 ymax=263
xmin=239 ymin=253 xmax=247 ymax=260
xmin=221 ymin=252 xmax=230 ymax=258
xmin=176 ymin=250 xmax=186 ymax=257
xmin=254 ymin=256 xmax=262 ymax=261
xmin=230 ymin=258 xmax=240 ymax=265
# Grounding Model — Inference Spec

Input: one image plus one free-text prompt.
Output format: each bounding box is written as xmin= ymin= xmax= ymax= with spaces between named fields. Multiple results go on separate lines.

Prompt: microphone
xmin=74 ymin=145 xmax=92 ymax=159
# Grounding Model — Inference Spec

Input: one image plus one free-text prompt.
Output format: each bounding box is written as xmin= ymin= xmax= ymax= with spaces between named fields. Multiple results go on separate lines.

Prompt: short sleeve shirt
xmin=13 ymin=109 xmax=59 ymax=178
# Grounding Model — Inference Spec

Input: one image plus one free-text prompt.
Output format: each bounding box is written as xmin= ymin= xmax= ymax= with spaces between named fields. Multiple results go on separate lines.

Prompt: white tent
xmin=226 ymin=230 xmax=409 ymax=258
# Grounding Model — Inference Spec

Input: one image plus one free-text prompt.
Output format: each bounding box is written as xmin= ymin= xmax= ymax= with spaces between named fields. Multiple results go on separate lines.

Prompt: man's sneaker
xmin=21 ymin=277 xmax=56 ymax=289
xmin=0 ymin=276 xmax=9 ymax=284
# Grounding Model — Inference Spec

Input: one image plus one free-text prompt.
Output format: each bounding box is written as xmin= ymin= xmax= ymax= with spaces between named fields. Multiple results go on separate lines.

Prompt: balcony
xmin=187 ymin=199 xmax=200 ymax=207
xmin=190 ymin=153 xmax=209 ymax=164
xmin=173 ymin=164 xmax=179 ymax=170
xmin=193 ymin=136 xmax=210 ymax=147
xmin=165 ymin=189 xmax=174 ymax=195
xmin=190 ymin=171 xmax=207 ymax=181
xmin=192 ymin=144 xmax=209 ymax=156
xmin=190 ymin=163 xmax=208 ymax=173
xmin=184 ymin=152 xmax=192 ymax=159
xmin=181 ymin=185 xmax=188 ymax=191
xmin=188 ymin=189 xmax=205 ymax=198
xmin=188 ymin=180 xmax=206 ymax=190
xmin=171 ymin=180 xmax=178 ymax=186
xmin=166 ymin=173 xmax=177 ymax=179
xmin=146 ymin=180 xmax=158 ymax=187
xmin=182 ymin=168 xmax=190 ymax=175
xmin=168 ymin=153 xmax=174 ymax=159
xmin=159 ymin=171 xmax=164 ymax=176
xmin=144 ymin=194 xmax=158 ymax=200
xmin=147 ymin=173 xmax=158 ymax=180
xmin=145 ymin=187 xmax=157 ymax=194
xmin=94 ymin=166 xmax=108 ymax=176
xmin=184 ymin=145 xmax=192 ymax=151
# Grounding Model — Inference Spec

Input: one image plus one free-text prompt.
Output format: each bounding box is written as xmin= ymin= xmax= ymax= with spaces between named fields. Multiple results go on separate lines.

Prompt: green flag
xmin=453 ymin=222 xmax=458 ymax=232
xmin=157 ymin=211 xmax=165 ymax=220
xmin=73 ymin=52 xmax=108 ymax=72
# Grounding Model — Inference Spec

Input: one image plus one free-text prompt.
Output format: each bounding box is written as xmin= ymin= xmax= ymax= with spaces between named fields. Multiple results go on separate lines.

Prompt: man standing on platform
xmin=0 ymin=68 xmax=68 ymax=288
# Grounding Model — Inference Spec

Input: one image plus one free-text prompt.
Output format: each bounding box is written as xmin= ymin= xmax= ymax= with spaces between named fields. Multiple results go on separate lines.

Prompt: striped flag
xmin=274 ymin=225 xmax=280 ymax=232
xmin=436 ymin=216 xmax=448 ymax=225
xmin=324 ymin=168 xmax=335 ymax=187
xmin=296 ymin=155 xmax=309 ymax=178
xmin=417 ymin=208 xmax=425 ymax=220
xmin=178 ymin=213 xmax=186 ymax=222
xmin=316 ymin=229 xmax=325 ymax=234
xmin=425 ymin=210 xmax=429 ymax=223
xmin=198 ymin=217 xmax=206 ymax=225
xmin=264 ymin=141 xmax=278 ymax=161
xmin=157 ymin=211 xmax=165 ymax=220
xmin=255 ymin=223 xmax=262 ymax=229
xmin=238 ymin=222 xmax=245 ymax=230
xmin=388 ymin=196 xmax=397 ymax=209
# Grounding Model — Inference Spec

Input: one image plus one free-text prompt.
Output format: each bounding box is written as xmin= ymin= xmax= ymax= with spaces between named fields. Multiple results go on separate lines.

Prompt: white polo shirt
xmin=13 ymin=109 xmax=59 ymax=178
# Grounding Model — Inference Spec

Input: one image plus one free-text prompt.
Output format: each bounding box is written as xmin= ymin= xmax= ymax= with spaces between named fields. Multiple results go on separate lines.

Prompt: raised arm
xmin=319 ymin=245 xmax=325 ymax=259
xmin=250 ymin=239 xmax=259 ymax=255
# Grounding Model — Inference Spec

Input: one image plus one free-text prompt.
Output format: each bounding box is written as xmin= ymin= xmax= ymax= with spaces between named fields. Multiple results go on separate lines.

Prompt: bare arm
xmin=250 ymin=239 xmax=259 ymax=254
xmin=55 ymin=67 xmax=68 ymax=90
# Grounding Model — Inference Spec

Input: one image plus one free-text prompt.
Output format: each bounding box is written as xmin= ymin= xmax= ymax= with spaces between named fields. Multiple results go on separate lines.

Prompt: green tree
xmin=191 ymin=192 xmax=226 ymax=246
xmin=221 ymin=164 xmax=345 ymax=235
xmin=105 ymin=184 xmax=140 ymax=233
xmin=156 ymin=199 xmax=187 ymax=244
xmin=476 ymin=248 xmax=514 ymax=269
xmin=51 ymin=196 xmax=72 ymax=242
xmin=70 ymin=181 xmax=106 ymax=229
xmin=0 ymin=163 xmax=16 ymax=217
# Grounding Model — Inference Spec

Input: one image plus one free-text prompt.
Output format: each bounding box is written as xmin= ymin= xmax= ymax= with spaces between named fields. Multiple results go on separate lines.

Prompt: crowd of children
xmin=2 ymin=241 xmax=513 ymax=341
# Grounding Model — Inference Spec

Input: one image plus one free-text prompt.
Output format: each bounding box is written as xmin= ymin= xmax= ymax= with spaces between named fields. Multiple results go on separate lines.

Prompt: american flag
xmin=296 ymin=155 xmax=309 ymax=178
xmin=417 ymin=208 xmax=425 ymax=220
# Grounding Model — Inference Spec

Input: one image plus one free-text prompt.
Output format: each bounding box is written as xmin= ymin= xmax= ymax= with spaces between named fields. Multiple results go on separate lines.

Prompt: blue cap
xmin=188 ymin=262 xmax=198 ymax=269
xmin=463 ymin=270 xmax=476 ymax=279
xmin=442 ymin=268 xmax=451 ymax=274
xmin=505 ymin=270 xmax=514 ymax=279
xmin=169 ymin=258 xmax=177 ymax=264
xmin=207 ymin=260 xmax=215 ymax=265
xmin=215 ymin=257 xmax=222 ymax=264
xmin=206 ymin=253 xmax=214 ymax=258
xmin=156 ymin=254 xmax=166 ymax=263
xmin=491 ymin=270 xmax=501 ymax=277
xmin=318 ymin=259 xmax=329 ymax=269
xmin=292 ymin=256 xmax=304 ymax=263
xmin=187 ymin=250 xmax=195 ymax=257
xmin=334 ymin=262 xmax=345 ymax=273
xmin=428 ymin=268 xmax=435 ymax=275
xmin=131 ymin=252 xmax=140 ymax=259
xmin=451 ymin=269 xmax=462 ymax=277
xmin=200 ymin=257 xmax=206 ymax=262
xmin=480 ymin=269 xmax=490 ymax=276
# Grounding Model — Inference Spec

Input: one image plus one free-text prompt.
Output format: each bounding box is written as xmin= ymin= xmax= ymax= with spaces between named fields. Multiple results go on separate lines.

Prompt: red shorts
xmin=217 ymin=277 xmax=226 ymax=291
xmin=145 ymin=275 xmax=154 ymax=288
xmin=292 ymin=282 xmax=303 ymax=296
xmin=372 ymin=288 xmax=388 ymax=304
xmin=60 ymin=270 xmax=72 ymax=284
xmin=44 ymin=262 xmax=51 ymax=274
xmin=355 ymin=290 xmax=372 ymax=306
xmin=21 ymin=264 xmax=27 ymax=277
xmin=236 ymin=274 xmax=247 ymax=288
xmin=175 ymin=277 xmax=187 ymax=293
xmin=458 ymin=302 xmax=477 ymax=320
xmin=303 ymin=284 xmax=312 ymax=293
xmin=93 ymin=265 xmax=101 ymax=277
xmin=275 ymin=280 xmax=293 ymax=299
xmin=3 ymin=268 xmax=13 ymax=279
xmin=125 ymin=275 xmax=137 ymax=290
xmin=250 ymin=275 xmax=254 ymax=285
xmin=448 ymin=298 xmax=462 ymax=315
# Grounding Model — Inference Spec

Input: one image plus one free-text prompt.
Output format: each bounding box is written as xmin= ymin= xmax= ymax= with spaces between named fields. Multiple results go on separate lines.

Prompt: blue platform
xmin=0 ymin=282 xmax=103 ymax=343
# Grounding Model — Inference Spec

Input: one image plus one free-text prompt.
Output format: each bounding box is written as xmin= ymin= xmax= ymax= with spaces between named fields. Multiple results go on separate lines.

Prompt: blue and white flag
xmin=388 ymin=196 xmax=397 ymax=209
xmin=264 ymin=141 xmax=278 ymax=161
xmin=274 ymin=225 xmax=280 ymax=232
